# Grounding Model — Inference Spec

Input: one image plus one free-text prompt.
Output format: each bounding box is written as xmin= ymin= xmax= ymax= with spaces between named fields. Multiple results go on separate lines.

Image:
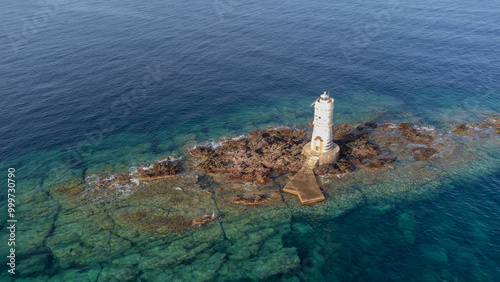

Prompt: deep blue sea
xmin=1 ymin=0 xmax=499 ymax=281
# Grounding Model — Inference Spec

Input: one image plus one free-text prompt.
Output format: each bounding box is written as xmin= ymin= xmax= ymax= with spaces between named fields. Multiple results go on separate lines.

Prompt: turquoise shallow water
xmin=1 ymin=0 xmax=500 ymax=280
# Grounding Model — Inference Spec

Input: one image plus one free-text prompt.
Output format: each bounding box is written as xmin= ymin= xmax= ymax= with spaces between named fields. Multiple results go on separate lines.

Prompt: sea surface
xmin=1 ymin=0 xmax=499 ymax=281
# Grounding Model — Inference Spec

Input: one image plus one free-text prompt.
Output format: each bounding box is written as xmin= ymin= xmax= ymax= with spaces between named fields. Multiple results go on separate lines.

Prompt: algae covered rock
xmin=412 ymin=147 xmax=438 ymax=160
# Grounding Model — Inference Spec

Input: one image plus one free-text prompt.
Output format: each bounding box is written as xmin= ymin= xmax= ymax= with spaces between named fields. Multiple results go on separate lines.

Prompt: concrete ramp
xmin=283 ymin=157 xmax=325 ymax=205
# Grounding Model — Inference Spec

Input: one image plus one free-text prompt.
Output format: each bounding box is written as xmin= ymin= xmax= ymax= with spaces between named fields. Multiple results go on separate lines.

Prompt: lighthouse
xmin=303 ymin=91 xmax=340 ymax=165
xmin=284 ymin=91 xmax=340 ymax=205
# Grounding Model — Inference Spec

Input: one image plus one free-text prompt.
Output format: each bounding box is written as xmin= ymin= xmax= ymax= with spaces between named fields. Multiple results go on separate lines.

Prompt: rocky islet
xmin=15 ymin=115 xmax=500 ymax=280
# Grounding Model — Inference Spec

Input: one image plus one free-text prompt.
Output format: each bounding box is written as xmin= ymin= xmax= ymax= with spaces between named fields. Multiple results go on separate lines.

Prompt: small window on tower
xmin=318 ymin=117 xmax=321 ymax=119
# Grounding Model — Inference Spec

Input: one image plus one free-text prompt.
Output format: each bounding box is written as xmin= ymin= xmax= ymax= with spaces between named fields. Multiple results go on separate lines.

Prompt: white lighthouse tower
xmin=303 ymin=91 xmax=340 ymax=165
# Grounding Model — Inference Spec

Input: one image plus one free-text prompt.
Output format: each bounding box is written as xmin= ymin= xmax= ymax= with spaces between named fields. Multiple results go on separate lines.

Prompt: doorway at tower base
xmin=303 ymin=142 xmax=340 ymax=165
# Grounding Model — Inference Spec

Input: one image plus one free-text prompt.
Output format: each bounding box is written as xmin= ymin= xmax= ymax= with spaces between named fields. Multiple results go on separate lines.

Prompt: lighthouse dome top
xmin=316 ymin=91 xmax=333 ymax=104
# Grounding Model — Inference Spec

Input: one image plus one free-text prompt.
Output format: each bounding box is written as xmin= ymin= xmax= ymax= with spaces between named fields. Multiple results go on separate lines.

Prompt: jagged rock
xmin=188 ymin=146 xmax=214 ymax=157
xmin=314 ymin=159 xmax=355 ymax=175
xmin=398 ymin=123 xmax=434 ymax=144
xmin=345 ymin=140 xmax=382 ymax=160
xmin=333 ymin=123 xmax=355 ymax=139
xmin=364 ymin=121 xmax=378 ymax=128
xmin=412 ymin=147 xmax=438 ymax=160
xmin=133 ymin=160 xmax=181 ymax=181
xmin=190 ymin=127 xmax=307 ymax=183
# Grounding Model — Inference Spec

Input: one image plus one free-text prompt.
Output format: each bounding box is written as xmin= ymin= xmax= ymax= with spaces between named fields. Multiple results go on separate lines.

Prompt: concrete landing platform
xmin=283 ymin=157 xmax=325 ymax=205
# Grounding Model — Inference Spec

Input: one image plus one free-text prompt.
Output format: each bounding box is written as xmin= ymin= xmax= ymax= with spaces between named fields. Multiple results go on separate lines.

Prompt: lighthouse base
xmin=303 ymin=142 xmax=340 ymax=165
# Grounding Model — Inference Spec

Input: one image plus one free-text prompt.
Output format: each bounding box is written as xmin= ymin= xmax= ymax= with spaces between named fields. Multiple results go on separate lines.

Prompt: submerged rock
xmin=412 ymin=147 xmax=438 ymax=160
xmin=398 ymin=123 xmax=434 ymax=144
xmin=192 ymin=213 xmax=219 ymax=225
xmin=231 ymin=194 xmax=278 ymax=205
xmin=363 ymin=157 xmax=397 ymax=170
xmin=94 ymin=159 xmax=181 ymax=186
xmin=485 ymin=116 xmax=500 ymax=133
xmin=451 ymin=124 xmax=473 ymax=135
xmin=95 ymin=174 xmax=130 ymax=186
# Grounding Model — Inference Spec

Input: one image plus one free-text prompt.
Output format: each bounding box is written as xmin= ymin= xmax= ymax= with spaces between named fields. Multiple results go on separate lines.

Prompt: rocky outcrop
xmin=412 ymin=147 xmax=438 ymax=160
xmin=94 ymin=159 xmax=181 ymax=186
xmin=134 ymin=160 xmax=181 ymax=181
xmin=314 ymin=159 xmax=355 ymax=175
xmin=398 ymin=123 xmax=434 ymax=144
xmin=332 ymin=123 xmax=356 ymax=139
xmin=190 ymin=125 xmax=402 ymax=180
xmin=188 ymin=146 xmax=214 ymax=157
xmin=364 ymin=121 xmax=378 ymax=128
xmin=344 ymin=139 xmax=382 ymax=160
xmin=189 ymin=127 xmax=308 ymax=184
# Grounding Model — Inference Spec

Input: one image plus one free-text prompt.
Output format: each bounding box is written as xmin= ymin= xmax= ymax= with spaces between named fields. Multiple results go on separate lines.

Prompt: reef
xmin=22 ymin=114 xmax=498 ymax=280
xmin=94 ymin=158 xmax=181 ymax=186
xmin=397 ymin=123 xmax=434 ymax=144
xmin=412 ymin=147 xmax=438 ymax=160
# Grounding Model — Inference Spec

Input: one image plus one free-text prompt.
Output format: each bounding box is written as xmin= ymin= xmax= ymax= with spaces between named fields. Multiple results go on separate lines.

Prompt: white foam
xmin=336 ymin=172 xmax=347 ymax=179
xmin=139 ymin=164 xmax=154 ymax=170
xmin=229 ymin=134 xmax=246 ymax=141
xmin=164 ymin=155 xmax=184 ymax=162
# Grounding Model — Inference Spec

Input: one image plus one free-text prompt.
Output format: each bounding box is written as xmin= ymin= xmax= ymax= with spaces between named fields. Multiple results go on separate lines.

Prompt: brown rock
xmin=333 ymin=123 xmax=355 ymax=139
xmin=345 ymin=140 xmax=382 ymax=159
xmin=191 ymin=127 xmax=307 ymax=183
xmin=451 ymin=124 xmax=472 ymax=135
xmin=412 ymin=147 xmax=438 ymax=160
xmin=133 ymin=160 xmax=181 ymax=181
xmin=398 ymin=123 xmax=434 ymax=144
xmin=314 ymin=159 xmax=354 ymax=175
xmin=364 ymin=158 xmax=396 ymax=170
xmin=188 ymin=146 xmax=214 ymax=157
xmin=364 ymin=121 xmax=378 ymax=128
xmin=379 ymin=123 xmax=393 ymax=130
